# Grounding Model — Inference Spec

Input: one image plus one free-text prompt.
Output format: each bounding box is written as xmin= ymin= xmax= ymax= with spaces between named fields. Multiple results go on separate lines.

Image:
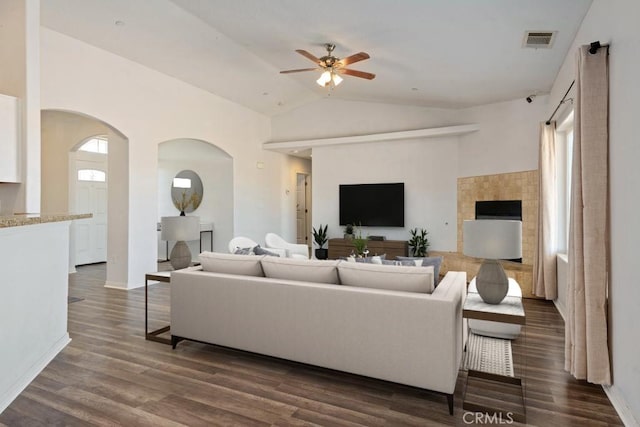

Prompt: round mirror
xmin=171 ymin=169 xmax=203 ymax=214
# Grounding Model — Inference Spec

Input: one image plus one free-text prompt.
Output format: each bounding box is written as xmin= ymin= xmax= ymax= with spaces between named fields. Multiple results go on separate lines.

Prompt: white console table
xmin=157 ymin=222 xmax=213 ymax=260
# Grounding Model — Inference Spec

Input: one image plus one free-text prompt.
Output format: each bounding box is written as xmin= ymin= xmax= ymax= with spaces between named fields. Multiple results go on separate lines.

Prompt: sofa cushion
xmin=338 ymin=262 xmax=435 ymax=293
xmin=261 ymin=257 xmax=340 ymax=284
xmin=396 ymin=256 xmax=443 ymax=283
xmin=199 ymin=252 xmax=265 ymax=276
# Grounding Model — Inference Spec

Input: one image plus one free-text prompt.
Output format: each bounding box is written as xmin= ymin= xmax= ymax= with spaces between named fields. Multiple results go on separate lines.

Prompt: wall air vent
xmin=523 ymin=31 xmax=557 ymax=48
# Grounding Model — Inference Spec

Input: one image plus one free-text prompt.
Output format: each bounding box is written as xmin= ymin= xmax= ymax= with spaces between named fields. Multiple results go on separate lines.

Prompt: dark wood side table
xmin=145 ymin=271 xmax=172 ymax=345
xmin=463 ymin=288 xmax=526 ymax=423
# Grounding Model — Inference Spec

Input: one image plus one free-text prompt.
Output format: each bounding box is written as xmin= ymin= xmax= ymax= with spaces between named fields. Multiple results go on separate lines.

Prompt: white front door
xmin=74 ymin=159 xmax=108 ymax=265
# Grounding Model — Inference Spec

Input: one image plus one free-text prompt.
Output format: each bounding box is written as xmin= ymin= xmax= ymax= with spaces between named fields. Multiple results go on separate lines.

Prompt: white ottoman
xmin=468 ymin=277 xmax=522 ymax=339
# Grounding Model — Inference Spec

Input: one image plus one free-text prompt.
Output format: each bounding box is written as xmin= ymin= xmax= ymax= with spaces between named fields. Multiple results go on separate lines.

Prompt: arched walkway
xmin=41 ymin=109 xmax=129 ymax=287
xmin=158 ymin=138 xmax=234 ymax=256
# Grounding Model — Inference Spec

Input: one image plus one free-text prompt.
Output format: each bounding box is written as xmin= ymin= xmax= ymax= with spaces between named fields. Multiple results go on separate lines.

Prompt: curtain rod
xmin=545 ymin=41 xmax=609 ymax=125
xmin=545 ymin=80 xmax=574 ymax=125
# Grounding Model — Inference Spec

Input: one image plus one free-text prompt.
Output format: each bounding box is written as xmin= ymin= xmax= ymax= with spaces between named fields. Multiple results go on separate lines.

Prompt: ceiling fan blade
xmin=280 ymin=68 xmax=318 ymax=74
xmin=295 ymin=49 xmax=321 ymax=64
xmin=337 ymin=68 xmax=376 ymax=80
xmin=337 ymin=52 xmax=370 ymax=67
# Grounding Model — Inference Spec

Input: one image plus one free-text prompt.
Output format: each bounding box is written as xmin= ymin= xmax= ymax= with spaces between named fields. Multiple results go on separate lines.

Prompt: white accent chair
xmin=265 ymin=233 xmax=309 ymax=259
xmin=228 ymin=237 xmax=258 ymax=254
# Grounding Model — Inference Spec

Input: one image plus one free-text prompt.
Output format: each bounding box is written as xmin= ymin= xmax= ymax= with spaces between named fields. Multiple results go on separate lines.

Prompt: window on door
xmin=78 ymin=169 xmax=106 ymax=182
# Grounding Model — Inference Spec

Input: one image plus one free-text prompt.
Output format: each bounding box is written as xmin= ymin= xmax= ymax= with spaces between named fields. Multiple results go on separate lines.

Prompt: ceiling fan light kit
xmin=317 ymin=70 xmax=343 ymax=87
xmin=281 ymin=43 xmax=375 ymax=88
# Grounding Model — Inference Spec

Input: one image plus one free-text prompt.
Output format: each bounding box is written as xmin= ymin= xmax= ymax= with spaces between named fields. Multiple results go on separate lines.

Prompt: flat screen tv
xmin=339 ymin=183 xmax=404 ymax=227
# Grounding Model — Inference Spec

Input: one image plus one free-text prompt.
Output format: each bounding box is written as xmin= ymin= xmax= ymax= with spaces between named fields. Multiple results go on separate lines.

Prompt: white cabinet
xmin=0 ymin=93 xmax=20 ymax=183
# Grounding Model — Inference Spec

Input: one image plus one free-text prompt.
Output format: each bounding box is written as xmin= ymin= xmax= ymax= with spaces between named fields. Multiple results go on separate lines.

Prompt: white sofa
xmin=170 ymin=253 xmax=467 ymax=414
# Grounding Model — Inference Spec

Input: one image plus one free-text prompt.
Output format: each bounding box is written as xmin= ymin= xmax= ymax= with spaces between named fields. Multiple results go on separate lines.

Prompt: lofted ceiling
xmin=41 ymin=0 xmax=592 ymax=116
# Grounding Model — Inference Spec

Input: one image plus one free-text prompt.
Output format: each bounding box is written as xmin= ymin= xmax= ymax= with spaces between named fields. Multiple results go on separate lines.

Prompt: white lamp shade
xmin=316 ymin=70 xmax=332 ymax=87
xmin=463 ymin=219 xmax=522 ymax=259
xmin=161 ymin=216 xmax=200 ymax=241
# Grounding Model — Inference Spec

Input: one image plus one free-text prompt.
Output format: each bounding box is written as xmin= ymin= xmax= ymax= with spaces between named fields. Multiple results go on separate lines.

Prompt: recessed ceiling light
xmin=115 ymin=20 xmax=125 ymax=26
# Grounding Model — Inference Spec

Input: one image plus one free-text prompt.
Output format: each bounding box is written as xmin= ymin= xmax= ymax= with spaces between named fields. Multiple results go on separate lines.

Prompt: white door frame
xmin=295 ymin=172 xmax=311 ymax=248
xmin=69 ymin=149 xmax=108 ymax=267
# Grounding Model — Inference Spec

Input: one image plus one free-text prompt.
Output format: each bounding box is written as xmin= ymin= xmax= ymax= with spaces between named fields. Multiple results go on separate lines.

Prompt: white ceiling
xmin=41 ymin=0 xmax=592 ymax=116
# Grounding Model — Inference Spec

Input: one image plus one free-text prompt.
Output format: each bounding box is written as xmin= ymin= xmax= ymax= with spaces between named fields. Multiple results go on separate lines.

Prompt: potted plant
xmin=352 ymin=226 xmax=368 ymax=257
xmin=343 ymin=223 xmax=354 ymax=239
xmin=313 ymin=224 xmax=329 ymax=259
xmin=408 ymin=228 xmax=430 ymax=257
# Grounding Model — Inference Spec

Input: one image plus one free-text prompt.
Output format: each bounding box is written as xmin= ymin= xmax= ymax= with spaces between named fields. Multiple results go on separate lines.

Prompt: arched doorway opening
xmin=41 ymin=110 xmax=129 ymax=287
xmin=158 ymin=139 xmax=233 ymax=259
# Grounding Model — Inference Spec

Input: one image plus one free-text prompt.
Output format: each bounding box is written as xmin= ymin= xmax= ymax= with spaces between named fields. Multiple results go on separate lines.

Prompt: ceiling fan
xmin=280 ymin=43 xmax=375 ymax=87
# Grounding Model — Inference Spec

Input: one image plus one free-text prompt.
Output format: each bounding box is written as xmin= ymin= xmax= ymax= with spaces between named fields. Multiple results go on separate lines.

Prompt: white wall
xmin=41 ymin=111 xmax=111 ymax=212
xmin=458 ymin=96 xmax=549 ymax=177
xmin=41 ymin=28 xmax=280 ymax=287
xmin=272 ymin=98 xmax=462 ymax=142
xmin=272 ymin=97 xmax=544 ymax=251
xmin=40 ymin=110 xmax=129 ymax=284
xmin=312 ymin=138 xmax=459 ymax=249
xmin=0 ymin=221 xmax=71 ymax=412
xmin=272 ymin=100 xmax=464 ymax=249
xmin=0 ymin=0 xmax=40 ymax=214
xmin=549 ymin=1 xmax=640 ymax=425
xmin=158 ymin=139 xmax=233 ymax=255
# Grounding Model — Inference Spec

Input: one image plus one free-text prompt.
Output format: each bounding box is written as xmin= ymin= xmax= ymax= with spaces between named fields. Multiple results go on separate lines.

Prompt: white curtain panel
xmin=533 ymin=121 xmax=558 ymax=299
xmin=565 ymin=45 xmax=611 ymax=385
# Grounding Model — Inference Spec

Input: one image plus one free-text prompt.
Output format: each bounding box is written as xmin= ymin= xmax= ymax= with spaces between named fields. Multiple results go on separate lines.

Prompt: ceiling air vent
xmin=523 ymin=31 xmax=557 ymax=48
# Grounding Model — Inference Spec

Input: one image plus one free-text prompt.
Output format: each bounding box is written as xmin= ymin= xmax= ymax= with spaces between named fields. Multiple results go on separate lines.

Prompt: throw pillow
xmin=233 ymin=246 xmax=253 ymax=255
xmin=381 ymin=259 xmax=415 ymax=266
xmin=354 ymin=254 xmax=386 ymax=263
xmin=396 ymin=256 xmax=443 ymax=284
xmin=253 ymin=245 xmax=280 ymax=257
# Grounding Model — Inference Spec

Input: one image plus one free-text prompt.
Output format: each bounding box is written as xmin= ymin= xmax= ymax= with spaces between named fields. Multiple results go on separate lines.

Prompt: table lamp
xmin=463 ymin=219 xmax=522 ymax=304
xmin=161 ymin=215 xmax=200 ymax=270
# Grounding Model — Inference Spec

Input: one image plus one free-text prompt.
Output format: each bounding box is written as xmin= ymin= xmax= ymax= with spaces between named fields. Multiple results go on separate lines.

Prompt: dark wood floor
xmin=0 ymin=264 xmax=623 ymax=426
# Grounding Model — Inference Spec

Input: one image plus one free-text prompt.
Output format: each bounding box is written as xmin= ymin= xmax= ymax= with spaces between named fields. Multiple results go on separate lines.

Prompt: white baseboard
xmin=104 ymin=281 xmax=144 ymax=290
xmin=603 ymin=385 xmax=640 ymax=427
xmin=0 ymin=333 xmax=71 ymax=413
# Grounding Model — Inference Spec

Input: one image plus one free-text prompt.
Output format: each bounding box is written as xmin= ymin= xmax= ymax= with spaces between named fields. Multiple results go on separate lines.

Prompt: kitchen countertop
xmin=0 ymin=213 xmax=92 ymax=228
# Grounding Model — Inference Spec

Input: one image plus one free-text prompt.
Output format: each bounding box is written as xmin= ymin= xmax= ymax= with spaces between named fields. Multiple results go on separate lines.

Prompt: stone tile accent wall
xmin=451 ymin=170 xmax=539 ymax=297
